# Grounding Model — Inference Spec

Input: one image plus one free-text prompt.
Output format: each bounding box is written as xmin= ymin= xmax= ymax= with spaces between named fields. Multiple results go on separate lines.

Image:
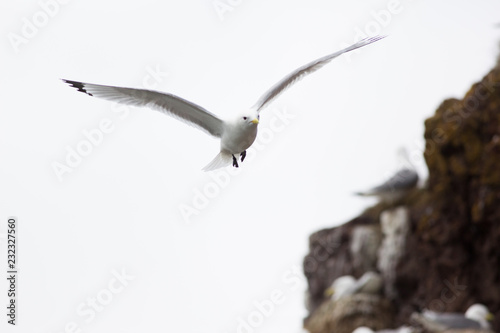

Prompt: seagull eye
xmin=243 ymin=117 xmax=247 ymax=120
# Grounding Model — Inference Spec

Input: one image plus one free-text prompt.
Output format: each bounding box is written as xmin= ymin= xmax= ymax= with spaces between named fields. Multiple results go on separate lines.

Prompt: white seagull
xmin=325 ymin=271 xmax=383 ymax=301
xmin=63 ymin=36 xmax=385 ymax=171
xmin=411 ymin=303 xmax=494 ymax=331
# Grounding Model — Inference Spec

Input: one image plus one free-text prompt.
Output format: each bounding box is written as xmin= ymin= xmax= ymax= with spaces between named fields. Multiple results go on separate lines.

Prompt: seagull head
xmin=325 ymin=275 xmax=356 ymax=300
xmin=238 ymin=111 xmax=259 ymax=128
xmin=465 ymin=303 xmax=493 ymax=329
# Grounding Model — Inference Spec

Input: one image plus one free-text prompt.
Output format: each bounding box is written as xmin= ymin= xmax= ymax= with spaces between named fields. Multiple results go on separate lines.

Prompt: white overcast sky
xmin=1 ymin=1 xmax=500 ymax=333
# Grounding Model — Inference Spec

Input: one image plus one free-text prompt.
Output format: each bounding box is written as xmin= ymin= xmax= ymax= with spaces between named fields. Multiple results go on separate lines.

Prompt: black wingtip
xmin=61 ymin=79 xmax=93 ymax=96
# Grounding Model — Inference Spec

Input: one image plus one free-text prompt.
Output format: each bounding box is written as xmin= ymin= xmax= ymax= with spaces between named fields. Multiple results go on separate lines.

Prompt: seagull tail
xmin=202 ymin=152 xmax=233 ymax=172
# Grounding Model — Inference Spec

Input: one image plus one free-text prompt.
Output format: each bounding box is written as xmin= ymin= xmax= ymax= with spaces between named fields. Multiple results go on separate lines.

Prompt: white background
xmin=1 ymin=0 xmax=500 ymax=332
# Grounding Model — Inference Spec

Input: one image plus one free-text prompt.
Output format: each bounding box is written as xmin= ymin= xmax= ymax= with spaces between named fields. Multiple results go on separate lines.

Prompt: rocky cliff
xmin=303 ymin=61 xmax=500 ymax=332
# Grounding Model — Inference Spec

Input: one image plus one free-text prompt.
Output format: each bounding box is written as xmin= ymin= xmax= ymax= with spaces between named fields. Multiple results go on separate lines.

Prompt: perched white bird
xmin=63 ymin=36 xmax=384 ymax=171
xmin=411 ymin=303 xmax=494 ymax=331
xmin=352 ymin=326 xmax=414 ymax=333
xmin=325 ymin=275 xmax=357 ymax=300
xmin=325 ymin=271 xmax=383 ymax=301
xmin=352 ymin=327 xmax=375 ymax=333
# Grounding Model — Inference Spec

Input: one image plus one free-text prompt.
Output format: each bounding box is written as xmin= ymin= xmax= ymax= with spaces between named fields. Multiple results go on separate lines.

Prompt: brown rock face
xmin=397 ymin=62 xmax=500 ymax=329
xmin=305 ymin=294 xmax=393 ymax=333
xmin=303 ymin=64 xmax=500 ymax=331
xmin=304 ymin=214 xmax=381 ymax=314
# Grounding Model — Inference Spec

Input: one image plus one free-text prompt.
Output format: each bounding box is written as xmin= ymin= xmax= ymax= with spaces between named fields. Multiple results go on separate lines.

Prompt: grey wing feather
xmin=62 ymin=80 xmax=224 ymax=138
xmin=370 ymin=169 xmax=419 ymax=193
xmin=422 ymin=311 xmax=481 ymax=329
xmin=252 ymin=35 xmax=386 ymax=112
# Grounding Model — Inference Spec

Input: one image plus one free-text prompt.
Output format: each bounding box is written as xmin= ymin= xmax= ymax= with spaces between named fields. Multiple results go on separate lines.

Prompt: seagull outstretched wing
xmin=252 ymin=35 xmax=386 ymax=112
xmin=62 ymin=80 xmax=225 ymax=138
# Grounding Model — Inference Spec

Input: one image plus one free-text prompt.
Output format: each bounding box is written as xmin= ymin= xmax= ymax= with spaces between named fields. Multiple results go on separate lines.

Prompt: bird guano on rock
xmin=63 ymin=35 xmax=385 ymax=171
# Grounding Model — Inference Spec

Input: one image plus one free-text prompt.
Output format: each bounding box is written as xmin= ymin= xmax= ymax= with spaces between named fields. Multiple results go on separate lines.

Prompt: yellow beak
xmin=251 ymin=118 xmax=259 ymax=124
xmin=324 ymin=287 xmax=334 ymax=297
xmin=486 ymin=312 xmax=494 ymax=321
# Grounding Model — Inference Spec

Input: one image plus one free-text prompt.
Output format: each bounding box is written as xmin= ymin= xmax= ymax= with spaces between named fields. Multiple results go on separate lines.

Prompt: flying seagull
xmin=63 ymin=35 xmax=385 ymax=171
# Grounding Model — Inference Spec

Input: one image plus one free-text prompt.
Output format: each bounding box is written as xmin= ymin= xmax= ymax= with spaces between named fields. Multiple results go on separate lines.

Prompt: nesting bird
xmin=352 ymin=326 xmax=414 ymax=333
xmin=325 ymin=271 xmax=384 ymax=301
xmin=410 ymin=303 xmax=494 ymax=332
